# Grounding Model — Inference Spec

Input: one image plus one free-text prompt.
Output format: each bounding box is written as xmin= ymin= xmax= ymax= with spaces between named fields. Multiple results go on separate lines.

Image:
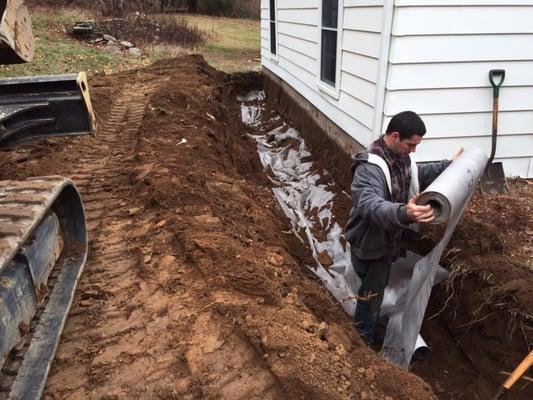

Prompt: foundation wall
xmin=263 ymin=66 xmax=364 ymax=190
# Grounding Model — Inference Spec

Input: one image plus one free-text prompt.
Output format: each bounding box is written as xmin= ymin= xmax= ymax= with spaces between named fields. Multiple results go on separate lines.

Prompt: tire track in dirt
xmin=43 ymin=73 xmax=283 ymax=399
xmin=43 ymin=79 xmax=168 ymax=399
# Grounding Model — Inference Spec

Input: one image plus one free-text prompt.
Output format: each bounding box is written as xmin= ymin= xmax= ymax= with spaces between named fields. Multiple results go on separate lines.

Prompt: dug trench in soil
xmin=263 ymin=78 xmax=533 ymax=399
xmin=0 ymin=55 xmax=437 ymax=399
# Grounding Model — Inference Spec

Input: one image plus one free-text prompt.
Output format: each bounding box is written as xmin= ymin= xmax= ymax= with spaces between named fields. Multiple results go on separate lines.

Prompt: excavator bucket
xmin=0 ymin=72 xmax=96 ymax=148
xmin=1 ymin=0 xmax=95 ymax=148
xmin=0 ymin=0 xmax=34 ymax=64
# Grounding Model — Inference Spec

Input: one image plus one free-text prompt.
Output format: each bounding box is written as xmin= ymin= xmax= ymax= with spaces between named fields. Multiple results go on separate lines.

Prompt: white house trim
xmin=371 ymin=0 xmax=395 ymax=139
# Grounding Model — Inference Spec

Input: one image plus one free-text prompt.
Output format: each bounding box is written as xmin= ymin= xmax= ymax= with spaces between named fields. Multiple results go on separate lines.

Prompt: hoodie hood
xmin=350 ymin=151 xmax=370 ymax=177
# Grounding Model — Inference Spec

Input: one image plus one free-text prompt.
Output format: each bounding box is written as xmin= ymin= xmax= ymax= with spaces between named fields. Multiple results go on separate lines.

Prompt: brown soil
xmin=0 ymin=55 xmax=436 ymax=399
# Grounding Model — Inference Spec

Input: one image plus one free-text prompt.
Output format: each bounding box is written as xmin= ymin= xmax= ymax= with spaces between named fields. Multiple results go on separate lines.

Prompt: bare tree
xmin=187 ymin=0 xmax=197 ymax=12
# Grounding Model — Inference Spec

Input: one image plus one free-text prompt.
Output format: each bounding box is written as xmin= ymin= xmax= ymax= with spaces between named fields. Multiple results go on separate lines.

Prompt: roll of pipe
xmin=417 ymin=148 xmax=488 ymax=224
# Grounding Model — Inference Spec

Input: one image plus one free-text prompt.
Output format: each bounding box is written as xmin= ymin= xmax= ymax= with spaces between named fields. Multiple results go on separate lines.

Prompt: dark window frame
xmin=320 ymin=0 xmax=339 ymax=87
xmin=269 ymin=0 xmax=277 ymax=56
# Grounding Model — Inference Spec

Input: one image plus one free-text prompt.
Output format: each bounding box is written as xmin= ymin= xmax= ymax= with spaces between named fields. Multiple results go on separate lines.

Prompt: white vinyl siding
xmin=383 ymin=3 xmax=533 ymax=177
xmin=343 ymin=6 xmax=382 ymax=32
xmin=339 ymin=2 xmax=384 ymax=133
xmin=341 ymin=51 xmax=379 ymax=84
xmin=395 ymin=0 xmax=533 ymax=6
xmin=393 ymin=6 xmax=533 ymax=35
xmin=389 ymin=35 xmax=533 ymax=64
xmin=261 ymin=0 xmax=383 ymax=146
xmin=387 ymin=61 xmax=533 ymax=90
xmin=261 ymin=0 xmax=533 ymax=177
xmin=278 ymin=8 xmax=318 ymax=26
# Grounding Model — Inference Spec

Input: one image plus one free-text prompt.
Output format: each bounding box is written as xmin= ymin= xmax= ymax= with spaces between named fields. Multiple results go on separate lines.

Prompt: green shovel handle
xmin=489 ymin=69 xmax=505 ymax=97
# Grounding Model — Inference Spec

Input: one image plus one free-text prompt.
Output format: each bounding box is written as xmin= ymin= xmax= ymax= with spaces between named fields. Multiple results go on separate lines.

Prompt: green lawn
xmin=172 ymin=14 xmax=261 ymax=72
xmin=0 ymin=8 xmax=147 ymax=78
xmin=0 ymin=7 xmax=261 ymax=78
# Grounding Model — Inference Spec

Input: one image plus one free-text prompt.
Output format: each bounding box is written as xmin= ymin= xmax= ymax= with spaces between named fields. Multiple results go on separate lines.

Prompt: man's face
xmin=389 ymin=132 xmax=423 ymax=158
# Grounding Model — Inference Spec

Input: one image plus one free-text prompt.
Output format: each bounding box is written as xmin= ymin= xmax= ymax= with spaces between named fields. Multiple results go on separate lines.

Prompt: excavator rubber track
xmin=0 ymin=176 xmax=87 ymax=400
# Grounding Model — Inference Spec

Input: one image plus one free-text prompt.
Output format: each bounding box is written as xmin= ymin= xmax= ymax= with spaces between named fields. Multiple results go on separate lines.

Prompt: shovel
xmin=491 ymin=351 xmax=533 ymax=400
xmin=480 ymin=69 xmax=507 ymax=194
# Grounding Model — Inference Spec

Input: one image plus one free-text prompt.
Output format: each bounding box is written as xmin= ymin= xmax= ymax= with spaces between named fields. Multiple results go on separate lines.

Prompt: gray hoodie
xmin=345 ymin=152 xmax=451 ymax=261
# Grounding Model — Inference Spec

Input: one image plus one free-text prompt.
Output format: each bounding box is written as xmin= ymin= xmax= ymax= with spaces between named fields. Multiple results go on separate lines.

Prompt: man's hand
xmin=452 ymin=147 xmax=464 ymax=161
xmin=406 ymin=194 xmax=435 ymax=223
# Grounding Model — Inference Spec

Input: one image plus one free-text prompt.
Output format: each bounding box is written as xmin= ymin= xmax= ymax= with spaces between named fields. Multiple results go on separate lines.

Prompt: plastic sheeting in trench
xmin=239 ymin=91 xmax=487 ymax=367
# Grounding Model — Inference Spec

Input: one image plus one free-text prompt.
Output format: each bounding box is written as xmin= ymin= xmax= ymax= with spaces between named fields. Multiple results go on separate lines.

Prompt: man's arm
xmin=418 ymin=147 xmax=463 ymax=191
xmin=418 ymin=160 xmax=452 ymax=191
xmin=352 ymin=163 xmax=412 ymax=229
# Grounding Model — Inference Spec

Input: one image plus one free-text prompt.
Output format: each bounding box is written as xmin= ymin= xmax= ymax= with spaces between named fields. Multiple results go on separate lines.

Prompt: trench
xmin=2 ymin=55 xmax=528 ymax=399
xmin=240 ymin=88 xmax=533 ymax=400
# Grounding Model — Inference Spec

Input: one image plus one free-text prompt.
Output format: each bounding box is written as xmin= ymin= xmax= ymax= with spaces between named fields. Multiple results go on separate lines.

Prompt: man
xmin=345 ymin=110 xmax=462 ymax=345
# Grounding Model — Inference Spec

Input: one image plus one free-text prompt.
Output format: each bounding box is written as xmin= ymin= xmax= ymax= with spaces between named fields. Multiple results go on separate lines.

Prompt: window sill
xmin=317 ymin=81 xmax=340 ymax=100
xmin=268 ymin=52 xmax=279 ymax=63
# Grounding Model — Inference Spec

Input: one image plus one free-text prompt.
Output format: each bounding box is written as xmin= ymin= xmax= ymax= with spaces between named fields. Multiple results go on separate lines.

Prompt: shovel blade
xmin=480 ymin=162 xmax=507 ymax=194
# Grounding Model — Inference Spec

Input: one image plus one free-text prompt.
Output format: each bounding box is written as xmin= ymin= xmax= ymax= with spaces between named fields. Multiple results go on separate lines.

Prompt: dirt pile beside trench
xmin=0 ymin=55 xmax=435 ymax=399
xmin=410 ymin=185 xmax=533 ymax=400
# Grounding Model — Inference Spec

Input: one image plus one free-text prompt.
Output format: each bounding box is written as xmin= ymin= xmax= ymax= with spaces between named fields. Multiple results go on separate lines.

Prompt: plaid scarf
xmin=368 ymin=136 xmax=412 ymax=261
xmin=368 ymin=136 xmax=411 ymax=204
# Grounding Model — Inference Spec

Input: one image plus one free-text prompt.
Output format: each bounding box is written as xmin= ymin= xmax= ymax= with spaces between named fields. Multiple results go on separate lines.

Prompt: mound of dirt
xmin=0 ymin=55 xmax=437 ymax=399
xmin=410 ymin=185 xmax=533 ymax=400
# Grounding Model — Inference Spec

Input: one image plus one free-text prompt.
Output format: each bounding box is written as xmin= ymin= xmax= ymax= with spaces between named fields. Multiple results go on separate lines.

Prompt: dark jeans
xmin=352 ymin=256 xmax=391 ymax=345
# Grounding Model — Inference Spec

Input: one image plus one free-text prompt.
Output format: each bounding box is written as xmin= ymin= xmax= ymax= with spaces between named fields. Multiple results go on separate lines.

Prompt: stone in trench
xmin=103 ymin=34 xmax=117 ymax=42
xmin=193 ymin=214 xmax=221 ymax=225
xmin=316 ymin=321 xmax=328 ymax=339
xmin=202 ymin=335 xmax=225 ymax=354
xmin=325 ymin=323 xmax=352 ymax=351
xmin=267 ymin=253 xmax=284 ymax=266
xmin=364 ymin=366 xmax=376 ymax=381
xmin=317 ymin=250 xmax=333 ymax=267
xmin=128 ymin=47 xmax=142 ymax=58
xmin=335 ymin=344 xmax=347 ymax=356
xmin=360 ymin=392 xmax=371 ymax=400
xmin=119 ymin=40 xmax=134 ymax=48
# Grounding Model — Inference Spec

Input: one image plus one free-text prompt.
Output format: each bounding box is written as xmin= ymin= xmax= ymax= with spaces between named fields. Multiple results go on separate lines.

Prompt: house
xmin=260 ymin=0 xmax=533 ymax=177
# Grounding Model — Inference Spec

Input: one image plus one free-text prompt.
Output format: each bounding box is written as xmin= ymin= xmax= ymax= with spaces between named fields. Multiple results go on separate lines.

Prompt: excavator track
xmin=0 ymin=177 xmax=87 ymax=400
xmin=39 ymin=78 xmax=172 ymax=398
xmin=1 ymin=76 xmax=163 ymax=398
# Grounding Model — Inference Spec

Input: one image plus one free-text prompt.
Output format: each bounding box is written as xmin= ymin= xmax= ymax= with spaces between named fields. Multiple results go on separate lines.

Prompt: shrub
xmin=197 ymin=0 xmax=260 ymax=18
xmin=98 ymin=14 xmax=205 ymax=47
xmin=28 ymin=0 xmax=261 ymax=19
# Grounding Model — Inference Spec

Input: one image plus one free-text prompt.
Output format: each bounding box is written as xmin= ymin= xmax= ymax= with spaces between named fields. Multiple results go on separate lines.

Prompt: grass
xmin=183 ymin=14 xmax=260 ymax=72
xmin=0 ymin=7 xmax=147 ymax=78
xmin=0 ymin=7 xmax=260 ymax=78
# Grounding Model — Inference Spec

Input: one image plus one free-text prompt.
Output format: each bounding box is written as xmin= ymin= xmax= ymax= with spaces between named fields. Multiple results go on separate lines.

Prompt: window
xmin=270 ymin=0 xmax=276 ymax=55
xmin=320 ymin=0 xmax=338 ymax=86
